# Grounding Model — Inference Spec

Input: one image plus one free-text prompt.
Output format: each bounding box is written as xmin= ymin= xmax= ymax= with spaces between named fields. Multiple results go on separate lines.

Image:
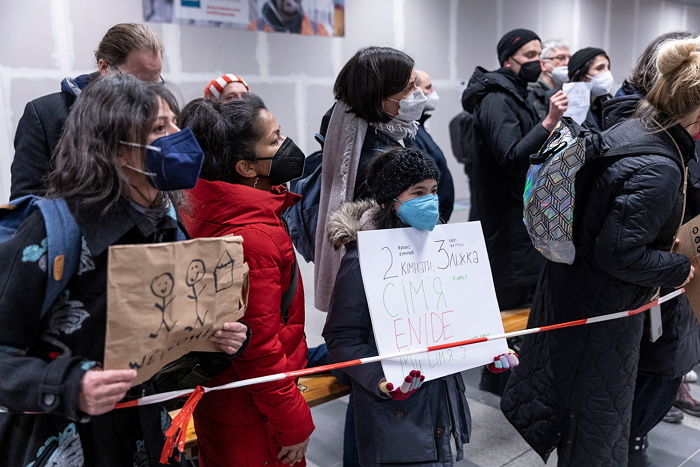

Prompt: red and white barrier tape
xmin=118 ymin=288 xmax=686 ymax=410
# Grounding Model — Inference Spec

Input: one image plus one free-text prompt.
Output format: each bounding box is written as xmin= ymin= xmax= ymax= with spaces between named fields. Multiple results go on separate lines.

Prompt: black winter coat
xmin=323 ymin=201 xmax=471 ymax=467
xmin=603 ymin=88 xmax=700 ymax=380
xmin=462 ymin=67 xmax=549 ymax=309
xmin=501 ymin=119 xmax=694 ymax=466
xmin=526 ymin=78 xmax=551 ymax=121
xmin=416 ymin=114 xmax=455 ymax=222
xmin=10 ymin=74 xmax=95 ymax=200
xmin=0 ymin=197 xmax=184 ymax=466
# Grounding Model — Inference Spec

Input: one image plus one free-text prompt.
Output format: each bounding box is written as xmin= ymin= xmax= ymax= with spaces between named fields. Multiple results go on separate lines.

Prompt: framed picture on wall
xmin=143 ymin=0 xmax=345 ymax=37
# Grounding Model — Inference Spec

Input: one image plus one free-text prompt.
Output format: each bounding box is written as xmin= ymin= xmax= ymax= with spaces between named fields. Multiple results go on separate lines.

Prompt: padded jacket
xmin=181 ymin=180 xmax=314 ymax=449
xmin=501 ymin=118 xmax=695 ymax=465
xmin=462 ymin=67 xmax=549 ymax=308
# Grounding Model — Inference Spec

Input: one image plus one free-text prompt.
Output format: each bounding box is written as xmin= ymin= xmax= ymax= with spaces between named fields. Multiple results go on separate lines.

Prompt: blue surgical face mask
xmin=393 ymin=194 xmax=440 ymax=231
xmin=120 ymin=128 xmax=205 ymax=191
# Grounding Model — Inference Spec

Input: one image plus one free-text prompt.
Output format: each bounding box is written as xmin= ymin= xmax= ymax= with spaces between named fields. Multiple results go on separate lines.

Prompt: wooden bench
xmin=170 ymin=307 xmax=531 ymax=458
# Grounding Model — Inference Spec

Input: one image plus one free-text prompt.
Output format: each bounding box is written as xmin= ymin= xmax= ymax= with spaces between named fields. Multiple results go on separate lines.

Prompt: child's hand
xmin=487 ymin=350 xmax=519 ymax=374
xmin=379 ymin=370 xmax=425 ymax=400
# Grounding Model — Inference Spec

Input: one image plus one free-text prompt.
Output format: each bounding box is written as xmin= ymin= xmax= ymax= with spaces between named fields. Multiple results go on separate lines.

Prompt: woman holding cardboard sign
xmin=0 ymin=74 xmax=248 ymax=466
xmin=323 ymin=147 xmax=518 ymax=466
xmin=179 ymin=93 xmax=314 ymax=466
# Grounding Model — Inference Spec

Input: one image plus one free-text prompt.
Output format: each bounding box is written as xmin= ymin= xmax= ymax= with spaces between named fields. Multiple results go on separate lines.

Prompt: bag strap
xmin=280 ymin=218 xmax=300 ymax=322
xmin=36 ymin=199 xmax=82 ymax=318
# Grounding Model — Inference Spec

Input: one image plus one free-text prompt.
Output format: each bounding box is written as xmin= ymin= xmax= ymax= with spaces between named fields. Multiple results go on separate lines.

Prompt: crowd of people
xmin=0 ymin=20 xmax=699 ymax=467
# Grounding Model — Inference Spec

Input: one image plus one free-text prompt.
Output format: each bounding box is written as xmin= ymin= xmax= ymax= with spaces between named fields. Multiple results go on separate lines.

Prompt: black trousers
xmin=629 ymin=373 xmax=682 ymax=450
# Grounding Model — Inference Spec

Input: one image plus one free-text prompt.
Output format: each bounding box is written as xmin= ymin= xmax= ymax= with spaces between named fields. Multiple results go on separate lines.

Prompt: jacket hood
xmin=60 ymin=73 xmax=96 ymax=97
xmin=604 ymin=118 xmax=696 ymax=166
xmin=184 ymin=179 xmax=300 ymax=237
xmin=462 ymin=67 xmax=529 ymax=112
xmin=601 ymin=93 xmax=641 ymax=130
xmin=327 ymin=200 xmax=377 ymax=249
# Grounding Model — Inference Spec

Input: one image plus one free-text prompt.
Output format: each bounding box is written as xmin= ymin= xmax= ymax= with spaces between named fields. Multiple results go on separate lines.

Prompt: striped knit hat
xmin=203 ymin=73 xmax=250 ymax=99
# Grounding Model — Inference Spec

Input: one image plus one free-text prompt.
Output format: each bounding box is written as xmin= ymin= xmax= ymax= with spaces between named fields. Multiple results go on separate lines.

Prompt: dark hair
xmin=95 ymin=23 xmax=163 ymax=67
xmin=570 ymin=53 xmax=610 ymax=82
xmin=333 ymin=46 xmax=414 ymax=123
xmin=627 ymin=31 xmax=694 ymax=96
xmin=179 ymin=93 xmax=267 ymax=184
xmin=48 ymin=74 xmax=178 ymax=210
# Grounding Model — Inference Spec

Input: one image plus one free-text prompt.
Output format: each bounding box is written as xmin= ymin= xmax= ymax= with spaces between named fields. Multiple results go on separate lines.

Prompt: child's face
xmin=392 ymin=178 xmax=438 ymax=210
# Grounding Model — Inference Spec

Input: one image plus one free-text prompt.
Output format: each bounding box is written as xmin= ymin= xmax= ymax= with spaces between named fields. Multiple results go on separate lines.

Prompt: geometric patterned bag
xmin=524 ymin=116 xmax=680 ymax=265
xmin=523 ymin=117 xmax=596 ymax=265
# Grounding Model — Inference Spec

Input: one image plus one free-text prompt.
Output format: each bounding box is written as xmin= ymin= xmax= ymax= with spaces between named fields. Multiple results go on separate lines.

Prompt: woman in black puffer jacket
xmin=501 ymin=36 xmax=700 ymax=466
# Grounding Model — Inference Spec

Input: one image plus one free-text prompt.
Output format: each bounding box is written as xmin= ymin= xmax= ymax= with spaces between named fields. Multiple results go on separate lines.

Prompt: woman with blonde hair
xmin=502 ymin=36 xmax=700 ymax=466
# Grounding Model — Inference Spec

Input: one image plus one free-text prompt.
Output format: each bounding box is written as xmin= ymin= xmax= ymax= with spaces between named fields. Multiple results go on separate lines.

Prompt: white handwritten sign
xmin=357 ymin=222 xmax=507 ymax=384
xmin=562 ymin=82 xmax=592 ymax=125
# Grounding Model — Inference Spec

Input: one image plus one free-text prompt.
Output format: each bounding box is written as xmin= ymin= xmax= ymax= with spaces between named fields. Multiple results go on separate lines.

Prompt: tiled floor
xmin=300 ymin=201 xmax=700 ymax=466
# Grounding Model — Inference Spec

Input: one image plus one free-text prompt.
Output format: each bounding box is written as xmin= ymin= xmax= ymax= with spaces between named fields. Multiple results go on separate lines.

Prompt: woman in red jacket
xmin=179 ymin=93 xmax=313 ymax=466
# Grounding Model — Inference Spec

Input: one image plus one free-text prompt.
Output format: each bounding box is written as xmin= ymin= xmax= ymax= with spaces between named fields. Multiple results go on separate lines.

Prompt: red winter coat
xmin=182 ymin=180 xmax=314 ymax=466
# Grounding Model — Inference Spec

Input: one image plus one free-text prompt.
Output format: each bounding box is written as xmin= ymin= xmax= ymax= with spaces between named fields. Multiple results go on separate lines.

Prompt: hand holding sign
xmin=380 ymin=370 xmax=425 ymax=400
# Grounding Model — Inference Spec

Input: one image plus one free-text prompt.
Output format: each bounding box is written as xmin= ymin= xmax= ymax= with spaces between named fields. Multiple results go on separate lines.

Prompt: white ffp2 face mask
xmin=388 ymin=88 xmax=427 ymax=122
xmin=587 ymin=70 xmax=614 ymax=97
xmin=423 ymin=91 xmax=440 ymax=112
xmin=550 ymin=66 xmax=570 ymax=84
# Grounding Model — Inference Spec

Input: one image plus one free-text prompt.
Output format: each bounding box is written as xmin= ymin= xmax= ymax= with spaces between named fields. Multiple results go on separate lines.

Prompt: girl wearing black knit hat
xmin=567 ymin=46 xmax=613 ymax=130
xmin=323 ymin=147 xmax=519 ymax=466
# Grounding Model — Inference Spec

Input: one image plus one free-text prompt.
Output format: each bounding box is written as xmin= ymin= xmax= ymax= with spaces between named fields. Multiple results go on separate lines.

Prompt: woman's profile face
xmin=120 ymin=96 xmax=179 ymax=205
xmin=252 ymin=108 xmax=285 ymax=174
xmin=392 ymin=178 xmax=438 ymax=210
xmin=583 ymin=55 xmax=610 ymax=81
xmin=382 ymin=69 xmax=418 ymax=117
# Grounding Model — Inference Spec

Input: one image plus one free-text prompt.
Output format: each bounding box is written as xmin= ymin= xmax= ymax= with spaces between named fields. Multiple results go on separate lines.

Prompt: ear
xmin=97 ymin=58 xmax=111 ymax=76
xmin=235 ymin=159 xmax=258 ymax=179
xmin=503 ymin=59 xmax=512 ymax=69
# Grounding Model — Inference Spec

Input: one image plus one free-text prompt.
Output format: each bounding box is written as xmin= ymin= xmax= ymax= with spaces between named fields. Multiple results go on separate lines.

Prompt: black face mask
xmin=256 ymin=137 xmax=306 ymax=185
xmin=513 ymin=58 xmax=541 ymax=83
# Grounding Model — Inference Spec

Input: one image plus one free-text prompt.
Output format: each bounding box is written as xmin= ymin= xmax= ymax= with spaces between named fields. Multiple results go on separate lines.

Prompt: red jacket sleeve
xmin=231 ymin=226 xmax=314 ymax=446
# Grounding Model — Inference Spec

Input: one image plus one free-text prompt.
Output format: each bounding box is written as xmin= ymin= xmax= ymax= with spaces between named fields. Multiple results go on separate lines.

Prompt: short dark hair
xmin=628 ymin=31 xmax=694 ymax=96
xmin=179 ymin=93 xmax=267 ymax=184
xmin=95 ymin=23 xmax=163 ymax=67
xmin=48 ymin=74 xmax=178 ymax=211
xmin=333 ymin=46 xmax=414 ymax=123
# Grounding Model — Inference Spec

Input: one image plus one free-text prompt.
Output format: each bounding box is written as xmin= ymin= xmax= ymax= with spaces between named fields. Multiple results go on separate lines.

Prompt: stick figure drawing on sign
xmin=185 ymin=259 xmax=209 ymax=330
xmin=150 ymin=273 xmax=176 ymax=338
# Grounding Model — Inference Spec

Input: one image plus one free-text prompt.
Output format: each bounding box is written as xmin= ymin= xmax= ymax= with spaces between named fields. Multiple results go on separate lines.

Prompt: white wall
xmin=1 ymin=0 xmax=700 ymax=202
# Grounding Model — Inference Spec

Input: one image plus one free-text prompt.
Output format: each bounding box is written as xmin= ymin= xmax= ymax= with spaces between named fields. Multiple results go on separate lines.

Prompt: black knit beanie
xmin=568 ymin=47 xmax=608 ymax=80
xmin=368 ymin=148 xmax=440 ymax=205
xmin=497 ymin=28 xmax=541 ymax=65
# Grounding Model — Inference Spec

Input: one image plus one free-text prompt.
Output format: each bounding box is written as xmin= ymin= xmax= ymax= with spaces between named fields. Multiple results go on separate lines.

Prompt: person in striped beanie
xmin=204 ymin=73 xmax=250 ymax=102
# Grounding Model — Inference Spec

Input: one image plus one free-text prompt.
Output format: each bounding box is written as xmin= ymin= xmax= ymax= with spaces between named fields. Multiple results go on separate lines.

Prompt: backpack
xmin=523 ymin=116 xmax=680 ymax=265
xmin=0 ymin=196 xmax=82 ymax=318
xmin=283 ymin=134 xmax=324 ymax=263
xmin=448 ymin=111 xmax=476 ymax=172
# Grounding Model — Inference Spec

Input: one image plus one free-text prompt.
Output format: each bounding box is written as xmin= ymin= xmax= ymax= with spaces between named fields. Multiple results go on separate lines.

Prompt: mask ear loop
xmin=253 ymin=177 xmax=260 ymax=189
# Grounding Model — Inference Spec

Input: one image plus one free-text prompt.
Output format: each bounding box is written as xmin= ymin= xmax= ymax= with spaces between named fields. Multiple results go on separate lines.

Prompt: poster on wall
xmin=143 ymin=0 xmax=345 ymax=36
xmin=357 ymin=223 xmax=507 ymax=384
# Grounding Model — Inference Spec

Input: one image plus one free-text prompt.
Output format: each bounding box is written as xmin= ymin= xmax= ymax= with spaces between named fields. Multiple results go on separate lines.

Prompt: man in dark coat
xmin=10 ymin=23 xmax=164 ymax=200
xmin=461 ymin=28 xmax=568 ymax=310
xmin=501 ymin=117 xmax=695 ymax=465
xmin=415 ymin=69 xmax=455 ymax=222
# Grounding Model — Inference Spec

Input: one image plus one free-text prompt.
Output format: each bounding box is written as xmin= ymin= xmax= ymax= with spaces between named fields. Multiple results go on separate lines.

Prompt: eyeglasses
xmin=543 ymin=55 xmax=570 ymax=62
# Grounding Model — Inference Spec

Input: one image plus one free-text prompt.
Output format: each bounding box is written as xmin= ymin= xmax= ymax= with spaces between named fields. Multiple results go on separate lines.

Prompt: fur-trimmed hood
xmin=327 ymin=200 xmax=379 ymax=249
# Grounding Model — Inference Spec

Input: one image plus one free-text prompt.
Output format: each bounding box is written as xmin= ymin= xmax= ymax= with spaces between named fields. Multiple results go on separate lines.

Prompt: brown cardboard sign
xmin=105 ymin=236 xmax=248 ymax=384
xmin=673 ymin=214 xmax=700 ymax=323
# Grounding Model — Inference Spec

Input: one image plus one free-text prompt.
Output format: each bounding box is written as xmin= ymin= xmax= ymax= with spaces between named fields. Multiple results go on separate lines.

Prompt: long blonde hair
xmin=641 ymin=36 xmax=700 ymax=130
